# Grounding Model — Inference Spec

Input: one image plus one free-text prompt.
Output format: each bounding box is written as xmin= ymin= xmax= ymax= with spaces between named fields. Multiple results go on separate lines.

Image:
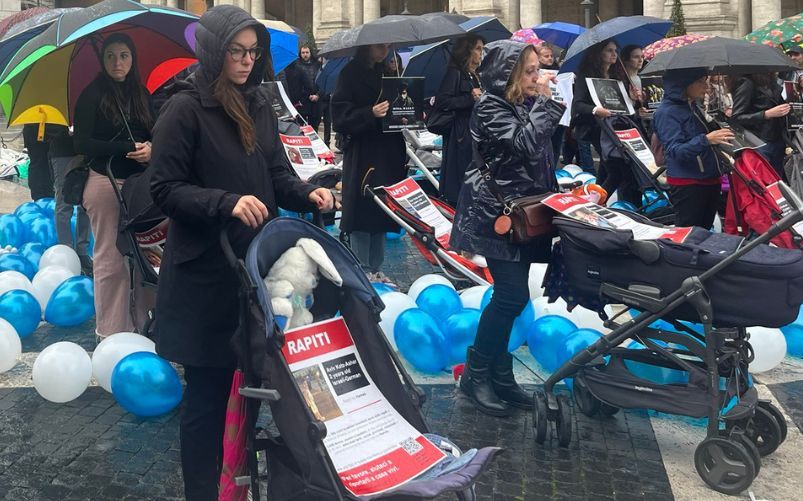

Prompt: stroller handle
xmin=220 ymin=223 xmax=239 ymax=271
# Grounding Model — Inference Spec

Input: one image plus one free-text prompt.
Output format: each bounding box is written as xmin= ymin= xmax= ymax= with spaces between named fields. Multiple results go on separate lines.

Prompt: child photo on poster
xmin=381 ymin=77 xmax=426 ymax=132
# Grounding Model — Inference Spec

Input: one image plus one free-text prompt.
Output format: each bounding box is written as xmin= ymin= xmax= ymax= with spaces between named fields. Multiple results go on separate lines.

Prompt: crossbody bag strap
xmin=478 ymin=163 xmax=508 ymax=207
xmin=112 ymin=93 xmax=135 ymax=143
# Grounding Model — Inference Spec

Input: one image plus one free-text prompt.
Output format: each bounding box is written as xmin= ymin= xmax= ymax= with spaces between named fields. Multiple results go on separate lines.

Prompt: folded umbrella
xmin=560 ymin=16 xmax=672 ymax=73
xmin=318 ymin=14 xmax=465 ymax=58
xmin=0 ymin=0 xmax=198 ymax=126
xmin=745 ymin=13 xmax=803 ymax=48
xmin=641 ymin=36 xmax=795 ymax=75
xmin=532 ymin=21 xmax=585 ymax=49
xmin=405 ymin=16 xmax=512 ymax=97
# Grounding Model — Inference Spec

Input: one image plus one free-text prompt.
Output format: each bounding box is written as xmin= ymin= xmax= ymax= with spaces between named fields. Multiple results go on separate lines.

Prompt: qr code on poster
xmin=400 ymin=438 xmax=423 ymax=455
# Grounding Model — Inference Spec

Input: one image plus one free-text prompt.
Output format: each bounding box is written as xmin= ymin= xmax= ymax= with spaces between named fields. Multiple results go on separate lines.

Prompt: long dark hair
xmin=450 ymin=34 xmax=484 ymax=72
xmin=578 ymin=39 xmax=616 ymax=78
xmin=214 ymin=75 xmax=257 ymax=154
xmin=96 ymin=33 xmax=154 ymax=130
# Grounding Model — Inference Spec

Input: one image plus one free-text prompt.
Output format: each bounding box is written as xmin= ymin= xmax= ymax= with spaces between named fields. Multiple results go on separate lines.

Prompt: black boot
xmin=491 ymin=352 xmax=534 ymax=410
xmin=459 ymin=347 xmax=511 ymax=417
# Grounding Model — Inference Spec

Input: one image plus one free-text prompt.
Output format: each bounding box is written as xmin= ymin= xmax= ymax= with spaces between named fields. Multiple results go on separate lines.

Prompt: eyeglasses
xmin=227 ymin=47 xmax=263 ymax=62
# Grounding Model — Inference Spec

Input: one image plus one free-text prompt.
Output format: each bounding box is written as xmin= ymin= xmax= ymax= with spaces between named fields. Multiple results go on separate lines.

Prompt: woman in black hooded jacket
xmin=149 ymin=6 xmax=333 ymax=499
xmin=450 ymin=40 xmax=562 ymax=417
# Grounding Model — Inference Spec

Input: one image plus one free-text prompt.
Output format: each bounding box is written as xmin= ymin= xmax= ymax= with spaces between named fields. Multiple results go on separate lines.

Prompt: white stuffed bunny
xmin=263 ymin=238 xmax=343 ymax=329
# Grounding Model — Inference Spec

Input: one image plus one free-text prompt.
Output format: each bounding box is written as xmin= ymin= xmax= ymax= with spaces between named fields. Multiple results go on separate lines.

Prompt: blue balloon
xmin=642 ymin=190 xmax=669 ymax=214
xmin=14 ymin=202 xmax=43 ymax=218
xmin=415 ymin=284 xmax=462 ymax=323
xmin=26 ymin=216 xmax=57 ymax=248
xmin=0 ymin=253 xmax=36 ymax=279
xmin=18 ymin=242 xmax=44 ymax=271
xmin=394 ymin=309 xmax=449 ymax=373
xmin=0 ymin=214 xmax=26 ymax=248
xmin=781 ymin=323 xmax=803 ymax=357
xmin=508 ymin=300 xmax=536 ymax=352
xmin=385 ymin=228 xmax=406 ymax=240
xmin=34 ymin=198 xmax=55 ymax=218
xmin=625 ymin=340 xmax=688 ymax=384
xmin=371 ymin=282 xmax=396 ymax=295
xmin=444 ymin=308 xmax=481 ymax=364
xmin=527 ymin=315 xmax=578 ymax=372
xmin=111 ymin=352 xmax=183 ymax=417
xmin=556 ymin=328 xmax=603 ymax=368
xmin=610 ymin=201 xmax=639 ymax=212
xmin=0 ymin=289 xmax=41 ymax=338
xmin=44 ymin=276 xmax=95 ymax=327
xmin=16 ymin=211 xmax=41 ymax=235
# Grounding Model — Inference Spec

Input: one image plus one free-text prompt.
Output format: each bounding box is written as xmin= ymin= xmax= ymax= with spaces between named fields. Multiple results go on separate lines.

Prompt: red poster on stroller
xmin=383 ymin=178 xmax=452 ymax=246
xmin=282 ymin=318 xmax=447 ymax=496
xmin=767 ymin=182 xmax=803 ymax=236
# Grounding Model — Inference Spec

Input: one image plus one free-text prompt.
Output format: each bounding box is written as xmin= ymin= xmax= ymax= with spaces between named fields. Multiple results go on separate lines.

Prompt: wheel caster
xmin=555 ymin=394 xmax=572 ymax=447
xmin=598 ymin=403 xmax=620 ymax=417
xmin=757 ymin=401 xmax=787 ymax=444
xmin=533 ymin=391 xmax=547 ymax=445
xmin=694 ymin=437 xmax=756 ymax=495
xmin=719 ymin=429 xmax=761 ymax=477
xmin=572 ymin=377 xmax=600 ymax=417
xmin=745 ymin=406 xmax=783 ymax=457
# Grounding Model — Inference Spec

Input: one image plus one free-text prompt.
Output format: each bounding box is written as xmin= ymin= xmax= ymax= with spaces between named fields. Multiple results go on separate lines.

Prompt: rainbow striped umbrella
xmin=643 ymin=33 xmax=711 ymax=60
xmin=746 ymin=13 xmax=803 ymax=47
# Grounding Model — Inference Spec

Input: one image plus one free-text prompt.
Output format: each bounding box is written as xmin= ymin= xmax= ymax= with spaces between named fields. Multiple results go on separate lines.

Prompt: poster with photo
xmin=713 ymin=119 xmax=766 ymax=154
xmin=134 ymin=219 xmax=169 ymax=274
xmin=262 ymin=81 xmax=299 ymax=121
xmin=300 ymin=125 xmax=336 ymax=162
xmin=784 ymin=81 xmax=803 ymax=131
xmin=614 ymin=128 xmax=658 ymax=174
xmin=282 ymin=318 xmax=447 ymax=497
xmin=279 ymin=134 xmax=325 ymax=181
xmin=586 ymin=78 xmax=635 ymax=115
xmin=641 ymin=76 xmax=664 ymax=111
xmin=383 ymin=178 xmax=452 ymax=246
xmin=381 ymin=77 xmax=426 ymax=132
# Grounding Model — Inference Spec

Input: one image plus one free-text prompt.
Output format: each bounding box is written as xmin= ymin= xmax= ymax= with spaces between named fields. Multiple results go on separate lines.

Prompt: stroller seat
xmin=225 ymin=218 xmax=500 ymax=500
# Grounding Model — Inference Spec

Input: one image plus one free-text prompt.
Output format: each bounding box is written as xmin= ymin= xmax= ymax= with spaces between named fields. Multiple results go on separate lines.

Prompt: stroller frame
xmin=534 ymin=182 xmax=803 ymax=495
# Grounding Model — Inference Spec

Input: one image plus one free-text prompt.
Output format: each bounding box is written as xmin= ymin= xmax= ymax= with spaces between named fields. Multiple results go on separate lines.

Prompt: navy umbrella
xmin=560 ymin=16 xmax=672 ymax=73
xmin=404 ymin=16 xmax=511 ymax=97
xmin=532 ymin=21 xmax=585 ymax=49
xmin=316 ymin=56 xmax=350 ymax=95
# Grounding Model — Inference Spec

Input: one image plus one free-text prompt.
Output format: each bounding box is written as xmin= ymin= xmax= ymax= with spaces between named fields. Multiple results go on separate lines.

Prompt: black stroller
xmin=221 ymin=217 xmax=500 ymax=500
xmin=535 ymin=182 xmax=803 ymax=495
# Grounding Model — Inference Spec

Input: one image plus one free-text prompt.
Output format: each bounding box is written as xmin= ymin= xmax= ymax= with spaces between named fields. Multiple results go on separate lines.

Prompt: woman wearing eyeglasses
xmin=149 ymin=6 xmax=333 ymax=500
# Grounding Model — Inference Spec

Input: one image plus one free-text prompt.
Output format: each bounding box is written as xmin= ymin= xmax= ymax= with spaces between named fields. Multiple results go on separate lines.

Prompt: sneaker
xmin=79 ymin=255 xmax=94 ymax=278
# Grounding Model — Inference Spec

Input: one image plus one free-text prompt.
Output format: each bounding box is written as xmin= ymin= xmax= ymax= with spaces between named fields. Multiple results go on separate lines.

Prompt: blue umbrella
xmin=532 ymin=21 xmax=585 ymax=49
xmin=404 ymin=16 xmax=512 ymax=97
xmin=267 ymin=27 xmax=299 ymax=74
xmin=560 ymin=16 xmax=672 ymax=73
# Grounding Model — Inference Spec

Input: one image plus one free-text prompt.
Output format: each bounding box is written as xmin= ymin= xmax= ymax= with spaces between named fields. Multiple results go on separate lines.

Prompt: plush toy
xmin=263 ymin=238 xmax=343 ymax=329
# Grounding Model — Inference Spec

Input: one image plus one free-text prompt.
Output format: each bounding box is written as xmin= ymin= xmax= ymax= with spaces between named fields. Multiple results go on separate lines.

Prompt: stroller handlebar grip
xmin=219 ymin=223 xmax=239 ymax=270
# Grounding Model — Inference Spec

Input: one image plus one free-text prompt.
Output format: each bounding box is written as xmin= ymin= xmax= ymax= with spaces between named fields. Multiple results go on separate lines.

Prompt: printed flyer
xmin=543 ymin=193 xmax=692 ymax=243
xmin=263 ymin=81 xmax=299 ymax=121
xmin=380 ymin=77 xmax=426 ymax=132
xmin=586 ymin=78 xmax=635 ymax=115
xmin=641 ymin=76 xmax=664 ymax=111
xmin=282 ymin=318 xmax=447 ymax=496
xmin=383 ymin=178 xmax=452 ymax=246
xmin=766 ymin=182 xmax=803 ymax=237
xmin=279 ymin=134 xmax=324 ymax=181
xmin=300 ymin=125 xmax=335 ymax=162
xmin=134 ymin=219 xmax=168 ymax=274
xmin=784 ymin=80 xmax=803 ymax=132
xmin=614 ymin=128 xmax=659 ymax=174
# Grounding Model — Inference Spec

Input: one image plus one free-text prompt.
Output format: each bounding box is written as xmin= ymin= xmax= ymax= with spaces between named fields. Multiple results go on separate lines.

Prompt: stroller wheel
xmin=694 ymin=437 xmax=756 ymax=495
xmin=744 ymin=406 xmax=783 ymax=457
xmin=598 ymin=403 xmax=620 ymax=417
xmin=718 ymin=429 xmax=761 ymax=477
xmin=757 ymin=401 xmax=788 ymax=444
xmin=572 ymin=378 xmax=600 ymax=417
xmin=532 ymin=391 xmax=548 ymax=445
xmin=555 ymin=394 xmax=572 ymax=448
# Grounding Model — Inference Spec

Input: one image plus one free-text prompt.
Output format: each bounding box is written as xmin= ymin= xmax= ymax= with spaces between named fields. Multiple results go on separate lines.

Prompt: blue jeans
xmin=473 ymin=258 xmax=530 ymax=357
xmin=578 ymin=140 xmax=595 ymax=172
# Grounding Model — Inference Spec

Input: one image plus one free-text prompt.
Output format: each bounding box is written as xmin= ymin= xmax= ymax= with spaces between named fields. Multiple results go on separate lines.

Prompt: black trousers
xmin=22 ymin=125 xmax=54 ymax=201
xmin=180 ymin=365 xmax=235 ymax=501
xmin=669 ymin=183 xmax=721 ymax=229
xmin=601 ymin=157 xmax=642 ymax=206
xmin=321 ymin=98 xmax=332 ymax=146
xmin=473 ymin=258 xmax=531 ymax=357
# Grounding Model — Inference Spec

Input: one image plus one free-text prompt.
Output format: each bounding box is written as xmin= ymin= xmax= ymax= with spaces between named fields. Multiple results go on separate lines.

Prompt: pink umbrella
xmin=511 ymin=28 xmax=542 ymax=46
xmin=643 ymin=34 xmax=711 ymax=60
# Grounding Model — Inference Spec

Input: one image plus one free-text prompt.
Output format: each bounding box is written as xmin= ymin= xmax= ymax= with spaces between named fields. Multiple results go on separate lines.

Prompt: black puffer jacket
xmin=730 ymin=77 xmax=786 ymax=143
xmin=449 ymin=41 xmax=563 ymax=262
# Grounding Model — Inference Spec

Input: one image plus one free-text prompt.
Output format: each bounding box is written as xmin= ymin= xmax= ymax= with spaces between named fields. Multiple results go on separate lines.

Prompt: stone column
xmin=251 ymin=0 xmax=265 ymax=19
xmin=641 ymin=0 xmax=664 ymax=19
xmin=364 ymin=0 xmax=380 ymax=22
xmin=163 ymin=0 xmax=179 ymax=8
xmin=738 ymin=0 xmax=751 ymax=37
xmin=315 ymin=0 xmax=353 ymax=44
xmin=520 ymin=0 xmax=541 ymax=30
xmin=752 ymin=0 xmax=781 ymax=31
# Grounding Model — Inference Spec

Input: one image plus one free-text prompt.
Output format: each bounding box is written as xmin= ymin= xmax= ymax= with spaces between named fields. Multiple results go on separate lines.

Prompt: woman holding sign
xmin=450 ymin=40 xmax=563 ymax=416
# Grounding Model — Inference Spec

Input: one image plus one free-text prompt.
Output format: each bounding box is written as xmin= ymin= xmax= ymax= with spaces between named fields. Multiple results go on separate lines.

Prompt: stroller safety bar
xmin=406 ymin=145 xmax=440 ymax=190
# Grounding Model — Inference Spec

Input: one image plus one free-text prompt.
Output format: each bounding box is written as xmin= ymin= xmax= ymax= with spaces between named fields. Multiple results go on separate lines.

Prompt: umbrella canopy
xmin=560 ymin=16 xmax=672 ymax=73
xmin=318 ymin=14 xmax=465 ymax=58
xmin=532 ymin=21 xmax=585 ymax=49
xmin=0 ymin=7 xmax=50 ymax=38
xmin=510 ymin=28 xmax=541 ymax=46
xmin=0 ymin=8 xmax=82 ymax=76
xmin=745 ymin=13 xmax=803 ymax=47
xmin=643 ymin=33 xmax=710 ymax=60
xmin=641 ymin=36 xmax=795 ymax=75
xmin=0 ymin=0 xmax=198 ymax=126
xmin=316 ymin=56 xmax=350 ymax=95
xmin=405 ymin=16 xmax=512 ymax=97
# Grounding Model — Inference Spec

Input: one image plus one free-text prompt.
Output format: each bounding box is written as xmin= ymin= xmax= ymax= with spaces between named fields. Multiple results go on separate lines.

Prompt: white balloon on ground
xmin=379 ymin=292 xmax=418 ymax=349
xmin=460 ymin=285 xmax=490 ymax=310
xmin=39 ymin=245 xmax=81 ymax=276
xmin=748 ymin=327 xmax=787 ymax=373
xmin=528 ymin=263 xmax=548 ymax=300
xmin=31 ymin=265 xmax=74 ymax=311
xmin=0 ymin=318 xmax=21 ymax=373
xmin=562 ymin=164 xmax=583 ymax=177
xmin=0 ymin=270 xmax=35 ymax=296
xmin=407 ymin=274 xmax=454 ymax=301
xmin=92 ymin=332 xmax=157 ymax=392
xmin=32 ymin=341 xmax=92 ymax=403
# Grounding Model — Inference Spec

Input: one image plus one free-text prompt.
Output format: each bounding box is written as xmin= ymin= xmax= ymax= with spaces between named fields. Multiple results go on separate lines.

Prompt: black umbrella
xmin=641 ymin=37 xmax=795 ymax=75
xmin=318 ymin=14 xmax=465 ymax=58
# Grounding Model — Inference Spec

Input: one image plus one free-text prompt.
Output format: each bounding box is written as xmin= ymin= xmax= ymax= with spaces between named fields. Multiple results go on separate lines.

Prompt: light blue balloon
xmin=16 ymin=211 xmax=41 ymax=236
xmin=371 ymin=282 xmax=395 ymax=295
xmin=394 ymin=309 xmax=449 ymax=373
xmin=44 ymin=276 xmax=94 ymax=327
xmin=385 ymin=228 xmax=406 ymax=240
xmin=642 ymin=190 xmax=668 ymax=214
xmin=508 ymin=300 xmax=536 ymax=352
xmin=556 ymin=328 xmax=603 ymax=368
xmin=555 ymin=170 xmax=574 ymax=179
xmin=415 ymin=284 xmax=462 ymax=323
xmin=527 ymin=315 xmax=578 ymax=372
xmin=26 ymin=216 xmax=57 ymax=248
xmin=444 ymin=308 xmax=481 ymax=364
xmin=19 ymin=242 xmax=44 ymax=271
xmin=0 ymin=214 xmax=26 ymax=248
xmin=0 ymin=253 xmax=36 ymax=279
xmin=625 ymin=340 xmax=688 ymax=384
xmin=34 ymin=198 xmax=55 ymax=218
xmin=14 ymin=202 xmax=43 ymax=218
xmin=781 ymin=323 xmax=803 ymax=357
xmin=0 ymin=289 xmax=41 ymax=338
xmin=111 ymin=352 xmax=183 ymax=417
xmin=610 ymin=201 xmax=638 ymax=212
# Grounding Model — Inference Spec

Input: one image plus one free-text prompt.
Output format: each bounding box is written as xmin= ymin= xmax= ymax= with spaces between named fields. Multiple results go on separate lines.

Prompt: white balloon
xmin=748 ymin=327 xmax=787 ymax=373
xmin=528 ymin=263 xmax=548 ymax=300
xmin=92 ymin=332 xmax=157 ymax=392
xmin=0 ymin=318 xmax=21 ymax=373
xmin=379 ymin=292 xmax=418 ymax=349
xmin=407 ymin=274 xmax=454 ymax=301
xmin=39 ymin=245 xmax=81 ymax=276
xmin=32 ymin=266 xmax=74 ymax=312
xmin=532 ymin=296 xmax=570 ymax=319
xmin=460 ymin=285 xmax=490 ymax=310
xmin=574 ymin=173 xmax=596 ymax=184
xmin=567 ymin=306 xmax=609 ymax=332
xmin=0 ymin=270 xmax=35 ymax=297
xmin=562 ymin=164 xmax=583 ymax=176
xmin=32 ymin=341 xmax=92 ymax=403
